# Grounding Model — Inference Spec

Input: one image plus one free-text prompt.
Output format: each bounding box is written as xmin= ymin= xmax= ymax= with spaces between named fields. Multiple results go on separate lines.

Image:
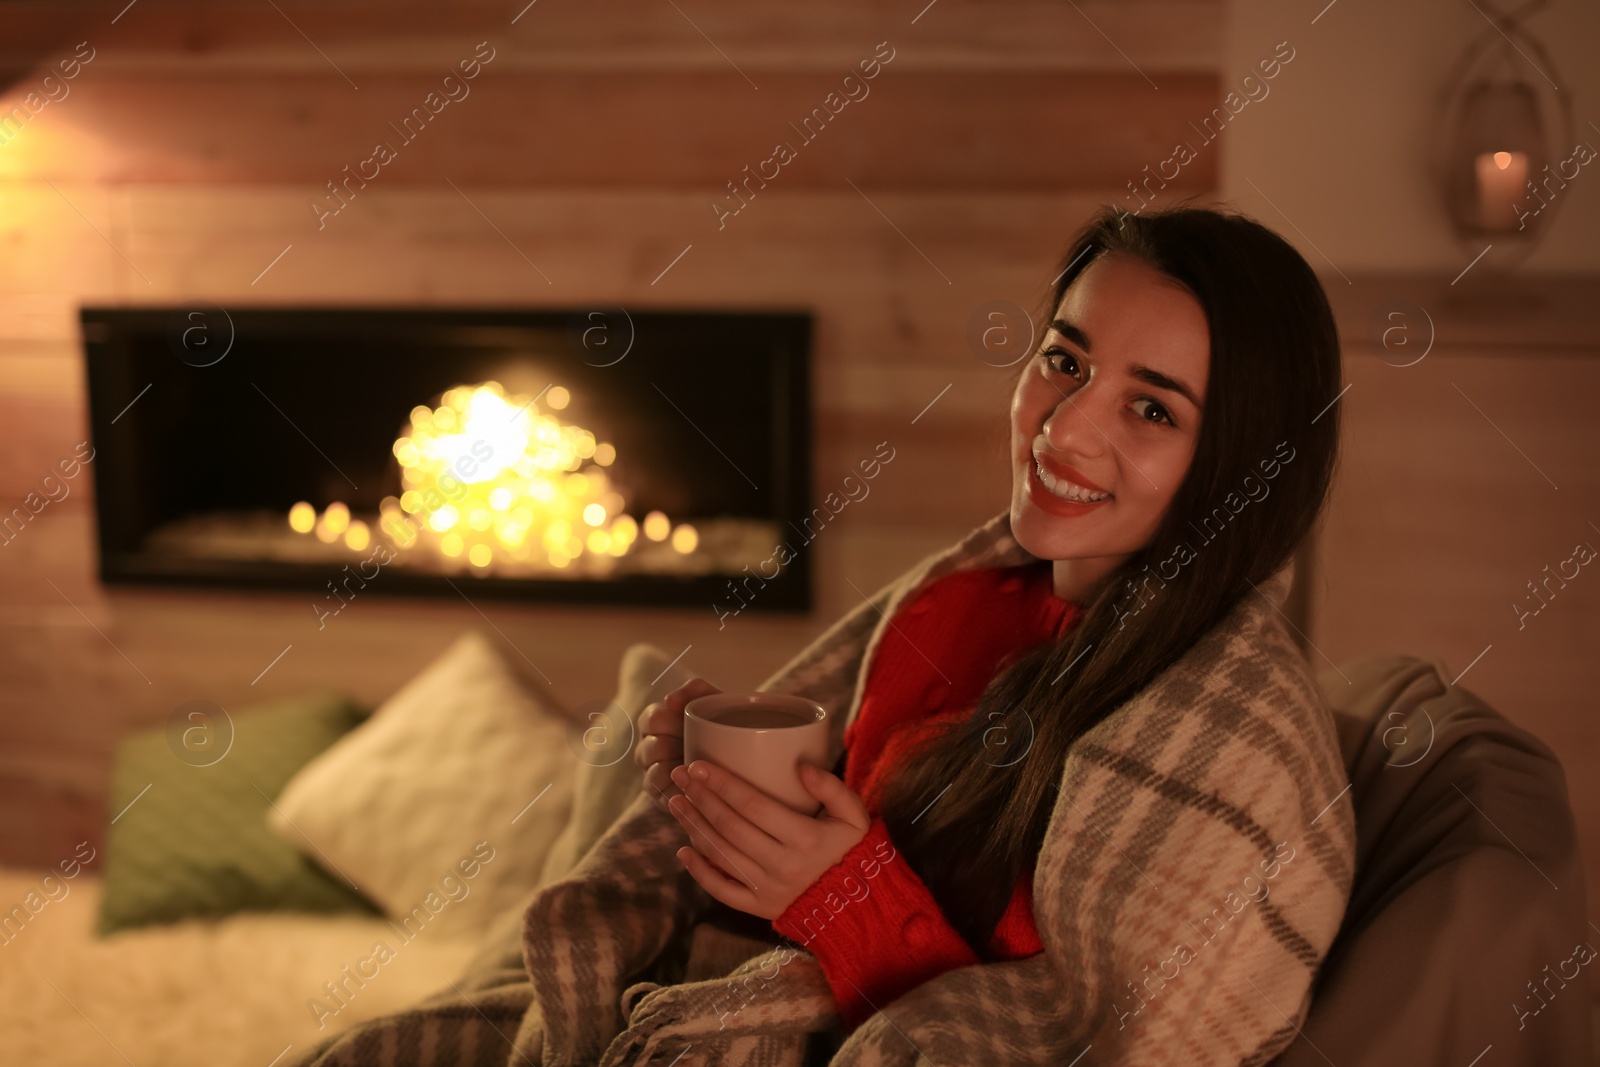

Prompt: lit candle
xmin=1475 ymin=150 xmax=1529 ymax=231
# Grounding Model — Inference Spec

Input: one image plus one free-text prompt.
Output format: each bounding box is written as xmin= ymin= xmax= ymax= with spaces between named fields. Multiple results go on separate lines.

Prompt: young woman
xmin=634 ymin=204 xmax=1353 ymax=1059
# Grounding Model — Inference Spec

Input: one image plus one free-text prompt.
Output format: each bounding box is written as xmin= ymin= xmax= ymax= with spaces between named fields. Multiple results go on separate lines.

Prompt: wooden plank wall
xmin=4 ymin=0 xmax=1598 ymax=944
xmin=1316 ymin=277 xmax=1600 ymax=924
xmin=0 ymin=0 xmax=1226 ymax=866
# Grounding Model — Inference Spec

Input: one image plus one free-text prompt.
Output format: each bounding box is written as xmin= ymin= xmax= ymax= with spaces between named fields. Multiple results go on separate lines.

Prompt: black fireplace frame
xmin=80 ymin=306 xmax=813 ymax=612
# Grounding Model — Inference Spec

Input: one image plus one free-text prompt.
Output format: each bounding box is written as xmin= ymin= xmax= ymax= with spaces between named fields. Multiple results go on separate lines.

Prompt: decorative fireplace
xmin=80 ymin=307 xmax=812 ymax=611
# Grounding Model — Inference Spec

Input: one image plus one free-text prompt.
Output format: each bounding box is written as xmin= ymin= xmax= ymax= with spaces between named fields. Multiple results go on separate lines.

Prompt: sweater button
xmin=998 ymin=575 xmax=1023 ymax=593
xmin=901 ymin=913 xmax=931 ymax=946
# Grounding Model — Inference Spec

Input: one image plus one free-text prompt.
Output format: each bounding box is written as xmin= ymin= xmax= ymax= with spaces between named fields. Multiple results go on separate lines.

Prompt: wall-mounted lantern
xmin=1434 ymin=0 xmax=1574 ymax=267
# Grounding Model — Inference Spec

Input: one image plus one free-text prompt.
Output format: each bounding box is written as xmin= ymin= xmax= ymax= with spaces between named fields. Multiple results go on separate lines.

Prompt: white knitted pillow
xmin=267 ymin=629 xmax=574 ymax=936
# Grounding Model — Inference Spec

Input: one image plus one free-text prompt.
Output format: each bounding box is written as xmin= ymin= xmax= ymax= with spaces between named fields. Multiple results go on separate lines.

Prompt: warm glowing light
xmin=344 ymin=521 xmax=371 ymax=551
xmin=415 ymin=390 xmax=531 ymax=484
xmin=376 ymin=380 xmax=694 ymax=572
xmin=386 ymin=519 xmax=418 ymax=548
xmin=289 ymin=501 xmax=316 ymax=534
xmin=323 ymin=502 xmax=350 ymax=535
xmin=1472 ymin=151 xmax=1531 ymax=232
xmin=430 ymin=505 xmax=459 ymax=533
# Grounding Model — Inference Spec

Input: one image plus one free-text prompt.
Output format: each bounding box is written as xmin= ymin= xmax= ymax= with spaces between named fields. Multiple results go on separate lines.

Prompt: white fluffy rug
xmin=0 ymin=866 xmax=480 ymax=1067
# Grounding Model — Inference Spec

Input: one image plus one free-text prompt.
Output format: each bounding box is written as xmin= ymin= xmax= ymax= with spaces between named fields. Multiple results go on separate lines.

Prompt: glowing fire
xmin=287 ymin=381 xmax=695 ymax=571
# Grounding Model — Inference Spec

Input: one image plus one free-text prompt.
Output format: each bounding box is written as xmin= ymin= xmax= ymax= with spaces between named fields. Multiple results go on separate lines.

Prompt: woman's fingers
xmin=801 ymin=763 xmax=872 ymax=831
xmin=667 ymin=679 xmax=721 ymax=721
xmin=636 ymin=733 xmax=682 ymax=768
xmin=638 ymin=681 xmax=713 ymax=751
xmin=668 ymin=764 xmax=784 ymax=869
xmin=637 ymin=677 xmax=722 ymax=812
xmin=644 ymin=762 xmax=682 ymax=813
xmin=681 ymin=760 xmax=812 ymax=843
xmin=633 ymin=705 xmax=661 ymax=773
xmin=671 ymin=676 xmax=723 ymax=703
xmin=636 ymin=677 xmax=719 ymax=770
xmin=638 ymin=701 xmax=680 ymax=739
xmin=676 ymin=845 xmax=761 ymax=914
xmin=667 ymin=793 xmax=761 ymax=893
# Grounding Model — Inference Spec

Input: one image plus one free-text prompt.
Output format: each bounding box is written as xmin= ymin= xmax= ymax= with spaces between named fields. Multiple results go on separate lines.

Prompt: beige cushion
xmin=537 ymin=642 xmax=699 ymax=886
xmin=458 ymin=642 xmax=700 ymax=978
xmin=268 ymin=630 xmax=575 ymax=937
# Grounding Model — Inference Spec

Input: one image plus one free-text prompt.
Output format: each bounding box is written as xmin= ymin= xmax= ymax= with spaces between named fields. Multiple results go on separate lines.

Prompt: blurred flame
xmin=288 ymin=381 xmax=701 ymax=572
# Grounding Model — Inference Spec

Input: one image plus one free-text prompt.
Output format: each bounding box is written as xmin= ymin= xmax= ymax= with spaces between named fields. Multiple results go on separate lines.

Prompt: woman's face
xmin=1009 ymin=251 xmax=1211 ymax=572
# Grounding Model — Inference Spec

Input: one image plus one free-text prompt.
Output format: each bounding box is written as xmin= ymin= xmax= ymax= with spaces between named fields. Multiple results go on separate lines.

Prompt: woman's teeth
xmin=1036 ymin=462 xmax=1111 ymax=503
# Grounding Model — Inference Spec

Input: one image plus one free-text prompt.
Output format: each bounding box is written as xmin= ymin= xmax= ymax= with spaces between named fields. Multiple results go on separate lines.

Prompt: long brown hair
xmin=875 ymin=204 xmax=1343 ymax=953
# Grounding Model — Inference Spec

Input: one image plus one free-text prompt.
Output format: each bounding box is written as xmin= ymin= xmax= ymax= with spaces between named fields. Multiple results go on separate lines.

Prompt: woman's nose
xmin=1041 ymin=382 xmax=1113 ymax=459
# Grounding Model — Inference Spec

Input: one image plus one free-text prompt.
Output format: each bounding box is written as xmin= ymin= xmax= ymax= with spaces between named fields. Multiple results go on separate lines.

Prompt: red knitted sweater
xmin=770 ymin=561 xmax=1082 ymax=1030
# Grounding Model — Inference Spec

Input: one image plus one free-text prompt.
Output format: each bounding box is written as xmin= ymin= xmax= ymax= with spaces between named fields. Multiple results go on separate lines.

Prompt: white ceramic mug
xmin=682 ymin=692 xmax=831 ymax=816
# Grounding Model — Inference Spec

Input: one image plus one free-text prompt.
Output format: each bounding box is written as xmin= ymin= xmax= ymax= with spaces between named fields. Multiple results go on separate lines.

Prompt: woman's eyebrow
xmin=1046 ymin=319 xmax=1091 ymax=353
xmin=1048 ymin=319 xmax=1201 ymax=409
xmin=1129 ymin=363 xmax=1202 ymax=409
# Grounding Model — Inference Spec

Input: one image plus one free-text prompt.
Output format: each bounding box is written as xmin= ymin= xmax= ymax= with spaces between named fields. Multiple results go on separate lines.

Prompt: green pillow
xmin=96 ymin=692 xmax=380 ymax=935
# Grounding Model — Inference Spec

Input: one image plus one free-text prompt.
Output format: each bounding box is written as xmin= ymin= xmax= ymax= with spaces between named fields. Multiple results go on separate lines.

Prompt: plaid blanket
xmin=293 ymin=510 xmax=1356 ymax=1066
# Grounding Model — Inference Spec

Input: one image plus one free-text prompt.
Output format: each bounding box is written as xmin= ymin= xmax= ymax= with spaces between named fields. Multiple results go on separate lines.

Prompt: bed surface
xmin=0 ymin=866 xmax=480 ymax=1067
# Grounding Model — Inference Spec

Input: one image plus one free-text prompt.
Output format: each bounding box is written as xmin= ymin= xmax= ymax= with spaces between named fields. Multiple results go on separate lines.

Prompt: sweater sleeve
xmin=771 ymin=815 xmax=979 ymax=1031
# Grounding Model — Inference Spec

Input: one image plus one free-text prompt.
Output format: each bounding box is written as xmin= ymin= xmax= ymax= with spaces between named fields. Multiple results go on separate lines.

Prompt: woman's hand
xmin=634 ymin=677 xmax=722 ymax=815
xmin=667 ymin=759 xmax=871 ymax=920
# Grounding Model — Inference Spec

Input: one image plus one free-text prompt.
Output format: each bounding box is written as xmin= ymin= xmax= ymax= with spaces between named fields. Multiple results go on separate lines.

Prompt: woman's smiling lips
xmin=1026 ymin=448 xmax=1114 ymax=517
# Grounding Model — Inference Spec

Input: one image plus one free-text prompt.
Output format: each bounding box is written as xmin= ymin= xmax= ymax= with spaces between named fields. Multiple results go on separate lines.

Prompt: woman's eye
xmin=1042 ymin=348 xmax=1080 ymax=378
xmin=1132 ymin=397 xmax=1174 ymax=427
